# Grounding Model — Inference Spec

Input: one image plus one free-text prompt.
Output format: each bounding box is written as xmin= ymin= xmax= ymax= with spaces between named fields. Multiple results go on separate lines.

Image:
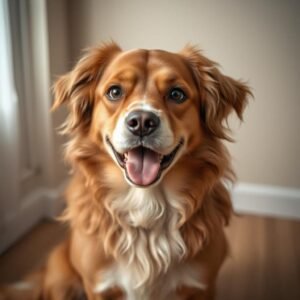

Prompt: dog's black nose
xmin=126 ymin=110 xmax=160 ymax=136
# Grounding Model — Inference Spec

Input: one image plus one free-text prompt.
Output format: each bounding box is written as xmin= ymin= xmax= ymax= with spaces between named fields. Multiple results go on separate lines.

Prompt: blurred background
xmin=0 ymin=0 xmax=299 ymax=299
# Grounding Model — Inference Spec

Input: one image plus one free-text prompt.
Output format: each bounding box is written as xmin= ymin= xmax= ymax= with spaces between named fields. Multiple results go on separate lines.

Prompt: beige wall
xmin=65 ymin=0 xmax=300 ymax=188
xmin=46 ymin=0 xmax=71 ymax=185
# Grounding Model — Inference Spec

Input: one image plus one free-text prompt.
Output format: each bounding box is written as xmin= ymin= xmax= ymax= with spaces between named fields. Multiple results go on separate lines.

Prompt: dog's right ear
xmin=180 ymin=45 xmax=251 ymax=141
xmin=52 ymin=42 xmax=121 ymax=134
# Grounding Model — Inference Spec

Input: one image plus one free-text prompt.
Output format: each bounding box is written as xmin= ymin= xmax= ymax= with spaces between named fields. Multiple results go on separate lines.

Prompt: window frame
xmin=8 ymin=0 xmax=39 ymax=182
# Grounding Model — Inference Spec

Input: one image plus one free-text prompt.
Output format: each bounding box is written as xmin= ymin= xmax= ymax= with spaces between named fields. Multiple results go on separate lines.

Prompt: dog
xmin=0 ymin=42 xmax=250 ymax=300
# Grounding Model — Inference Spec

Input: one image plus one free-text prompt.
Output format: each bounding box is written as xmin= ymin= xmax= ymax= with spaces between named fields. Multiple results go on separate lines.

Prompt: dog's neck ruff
xmin=103 ymin=185 xmax=187 ymax=288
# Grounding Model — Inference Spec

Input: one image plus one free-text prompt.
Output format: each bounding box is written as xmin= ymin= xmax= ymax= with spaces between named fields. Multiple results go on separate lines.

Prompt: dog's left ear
xmin=181 ymin=46 xmax=252 ymax=140
xmin=52 ymin=42 xmax=121 ymax=134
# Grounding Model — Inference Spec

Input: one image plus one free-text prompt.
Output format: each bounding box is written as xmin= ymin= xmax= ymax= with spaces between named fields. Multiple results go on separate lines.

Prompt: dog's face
xmin=94 ymin=49 xmax=202 ymax=187
xmin=53 ymin=43 xmax=250 ymax=188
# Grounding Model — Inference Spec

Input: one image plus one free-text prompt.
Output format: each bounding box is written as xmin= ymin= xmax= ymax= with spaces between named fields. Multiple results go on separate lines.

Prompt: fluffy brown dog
xmin=1 ymin=43 xmax=250 ymax=300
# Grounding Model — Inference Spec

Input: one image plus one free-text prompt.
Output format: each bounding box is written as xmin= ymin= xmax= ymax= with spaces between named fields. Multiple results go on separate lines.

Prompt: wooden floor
xmin=0 ymin=221 xmax=68 ymax=284
xmin=217 ymin=214 xmax=300 ymax=300
xmin=0 ymin=214 xmax=299 ymax=300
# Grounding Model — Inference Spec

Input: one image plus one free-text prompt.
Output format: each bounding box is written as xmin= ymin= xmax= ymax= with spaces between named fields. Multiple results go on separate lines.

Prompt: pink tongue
xmin=126 ymin=147 xmax=161 ymax=186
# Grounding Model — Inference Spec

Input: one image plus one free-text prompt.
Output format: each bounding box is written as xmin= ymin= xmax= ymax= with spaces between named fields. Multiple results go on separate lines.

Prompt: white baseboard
xmin=0 ymin=182 xmax=67 ymax=254
xmin=232 ymin=183 xmax=300 ymax=220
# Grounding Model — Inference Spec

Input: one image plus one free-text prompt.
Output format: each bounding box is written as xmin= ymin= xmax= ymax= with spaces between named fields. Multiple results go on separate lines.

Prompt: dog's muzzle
xmin=107 ymin=109 xmax=183 ymax=187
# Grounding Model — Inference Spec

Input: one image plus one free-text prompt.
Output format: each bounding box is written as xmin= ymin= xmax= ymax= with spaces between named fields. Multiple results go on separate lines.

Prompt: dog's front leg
xmin=42 ymin=240 xmax=85 ymax=300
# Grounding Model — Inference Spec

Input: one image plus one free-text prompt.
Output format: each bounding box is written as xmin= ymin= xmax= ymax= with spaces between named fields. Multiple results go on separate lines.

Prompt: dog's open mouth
xmin=106 ymin=137 xmax=184 ymax=187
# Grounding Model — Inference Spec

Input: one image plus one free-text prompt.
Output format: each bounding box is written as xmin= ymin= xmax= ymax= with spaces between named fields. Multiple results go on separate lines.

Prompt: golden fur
xmin=0 ymin=42 xmax=250 ymax=300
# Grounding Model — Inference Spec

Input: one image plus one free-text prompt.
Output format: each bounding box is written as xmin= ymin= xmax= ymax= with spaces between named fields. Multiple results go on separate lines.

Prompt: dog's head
xmin=53 ymin=43 xmax=250 ymax=188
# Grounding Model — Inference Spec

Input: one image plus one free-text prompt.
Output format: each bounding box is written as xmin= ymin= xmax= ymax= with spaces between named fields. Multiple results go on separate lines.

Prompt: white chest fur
xmin=94 ymin=261 xmax=206 ymax=300
xmin=95 ymin=186 xmax=206 ymax=299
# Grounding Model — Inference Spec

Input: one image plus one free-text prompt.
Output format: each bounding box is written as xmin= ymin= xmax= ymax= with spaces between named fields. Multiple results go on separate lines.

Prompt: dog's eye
xmin=168 ymin=87 xmax=187 ymax=103
xmin=106 ymin=85 xmax=123 ymax=101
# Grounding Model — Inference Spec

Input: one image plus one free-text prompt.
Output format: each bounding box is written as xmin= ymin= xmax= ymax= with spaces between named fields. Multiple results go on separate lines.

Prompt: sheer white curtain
xmin=0 ymin=0 xmax=20 ymax=230
xmin=0 ymin=0 xmax=67 ymax=253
